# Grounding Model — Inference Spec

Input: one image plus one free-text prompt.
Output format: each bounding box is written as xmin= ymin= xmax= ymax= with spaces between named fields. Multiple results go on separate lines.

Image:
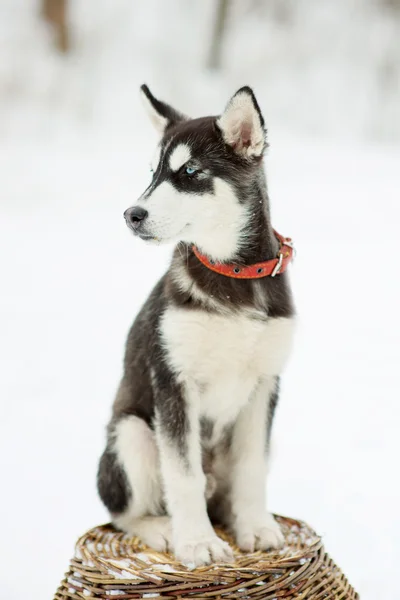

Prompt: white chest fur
xmin=160 ymin=308 xmax=295 ymax=428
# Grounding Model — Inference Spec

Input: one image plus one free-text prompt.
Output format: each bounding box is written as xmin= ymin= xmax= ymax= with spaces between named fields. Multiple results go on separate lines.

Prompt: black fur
xmin=97 ymin=442 xmax=131 ymax=514
xmin=112 ymin=277 xmax=191 ymax=456
xmin=141 ymin=84 xmax=186 ymax=129
xmin=267 ymin=377 xmax=280 ymax=449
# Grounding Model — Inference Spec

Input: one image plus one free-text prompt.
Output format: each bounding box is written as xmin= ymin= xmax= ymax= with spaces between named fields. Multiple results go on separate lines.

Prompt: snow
xmin=0 ymin=2 xmax=399 ymax=600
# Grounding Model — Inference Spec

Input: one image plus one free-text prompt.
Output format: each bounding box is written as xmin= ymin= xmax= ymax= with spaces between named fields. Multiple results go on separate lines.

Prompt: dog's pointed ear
xmin=140 ymin=84 xmax=187 ymax=135
xmin=217 ymin=86 xmax=267 ymax=158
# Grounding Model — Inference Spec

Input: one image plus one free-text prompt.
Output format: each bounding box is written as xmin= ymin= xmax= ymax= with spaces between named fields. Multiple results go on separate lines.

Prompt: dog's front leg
xmin=155 ymin=382 xmax=233 ymax=566
xmin=230 ymin=377 xmax=284 ymax=552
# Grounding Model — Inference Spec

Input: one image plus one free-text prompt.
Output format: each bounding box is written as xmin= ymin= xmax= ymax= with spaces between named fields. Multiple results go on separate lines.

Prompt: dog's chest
xmin=161 ymin=307 xmax=294 ymax=425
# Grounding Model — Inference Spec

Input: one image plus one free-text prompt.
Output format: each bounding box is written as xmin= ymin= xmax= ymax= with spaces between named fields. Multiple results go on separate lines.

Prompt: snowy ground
xmin=1 ymin=2 xmax=400 ymax=599
xmin=2 ymin=133 xmax=399 ymax=600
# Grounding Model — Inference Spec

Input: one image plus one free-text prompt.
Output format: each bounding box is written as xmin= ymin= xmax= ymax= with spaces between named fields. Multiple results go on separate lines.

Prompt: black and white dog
xmin=97 ymin=85 xmax=295 ymax=567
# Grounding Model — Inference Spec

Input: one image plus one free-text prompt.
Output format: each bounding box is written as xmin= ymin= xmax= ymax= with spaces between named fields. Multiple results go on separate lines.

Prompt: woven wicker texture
xmin=55 ymin=515 xmax=359 ymax=599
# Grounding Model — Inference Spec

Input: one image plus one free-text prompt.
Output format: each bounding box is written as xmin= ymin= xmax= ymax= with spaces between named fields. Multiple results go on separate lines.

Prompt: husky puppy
xmin=97 ymin=85 xmax=295 ymax=566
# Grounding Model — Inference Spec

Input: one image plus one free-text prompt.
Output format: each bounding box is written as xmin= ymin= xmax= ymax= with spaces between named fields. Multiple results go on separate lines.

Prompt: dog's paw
xmin=175 ymin=535 xmax=234 ymax=567
xmin=234 ymin=513 xmax=284 ymax=553
xmin=134 ymin=516 xmax=173 ymax=553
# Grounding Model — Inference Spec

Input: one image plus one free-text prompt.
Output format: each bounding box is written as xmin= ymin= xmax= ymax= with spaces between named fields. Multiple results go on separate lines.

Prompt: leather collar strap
xmin=192 ymin=230 xmax=294 ymax=279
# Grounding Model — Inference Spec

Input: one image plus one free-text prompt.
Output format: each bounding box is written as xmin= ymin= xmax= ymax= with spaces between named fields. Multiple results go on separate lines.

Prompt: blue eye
xmin=185 ymin=166 xmax=197 ymax=175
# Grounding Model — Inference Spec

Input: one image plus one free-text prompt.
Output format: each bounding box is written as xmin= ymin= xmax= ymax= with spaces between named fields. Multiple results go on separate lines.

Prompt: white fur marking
xmin=229 ymin=378 xmax=284 ymax=551
xmin=169 ymin=144 xmax=191 ymax=172
xmin=113 ymin=416 xmax=162 ymax=518
xmin=154 ymin=403 xmax=234 ymax=566
xmin=161 ymin=310 xmax=295 ymax=391
xmin=160 ymin=309 xmax=292 ymax=554
xmin=136 ymin=178 xmax=249 ymax=260
xmin=161 ymin=309 xmax=294 ymax=448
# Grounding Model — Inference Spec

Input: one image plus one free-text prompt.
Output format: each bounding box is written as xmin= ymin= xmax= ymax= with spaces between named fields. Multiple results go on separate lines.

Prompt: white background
xmin=1 ymin=1 xmax=399 ymax=598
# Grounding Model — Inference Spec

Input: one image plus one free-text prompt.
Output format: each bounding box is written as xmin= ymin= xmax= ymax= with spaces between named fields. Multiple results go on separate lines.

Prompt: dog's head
xmin=124 ymin=85 xmax=268 ymax=261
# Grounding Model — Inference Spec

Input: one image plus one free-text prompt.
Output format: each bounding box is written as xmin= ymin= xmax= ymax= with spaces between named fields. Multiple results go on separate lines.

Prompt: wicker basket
xmin=55 ymin=515 xmax=359 ymax=599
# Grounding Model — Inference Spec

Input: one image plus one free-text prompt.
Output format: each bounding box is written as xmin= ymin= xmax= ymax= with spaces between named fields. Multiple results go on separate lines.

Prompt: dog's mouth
xmin=137 ymin=232 xmax=156 ymax=241
xmin=125 ymin=221 xmax=158 ymax=242
xmin=133 ymin=231 xmax=163 ymax=245
xmin=132 ymin=224 xmax=190 ymax=245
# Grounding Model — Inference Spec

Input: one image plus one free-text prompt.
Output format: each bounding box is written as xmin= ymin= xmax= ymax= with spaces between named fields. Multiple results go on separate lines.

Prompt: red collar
xmin=192 ymin=230 xmax=294 ymax=279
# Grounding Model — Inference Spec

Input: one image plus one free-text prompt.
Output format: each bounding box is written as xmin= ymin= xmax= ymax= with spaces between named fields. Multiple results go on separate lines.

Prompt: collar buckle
xmin=271 ymin=252 xmax=283 ymax=277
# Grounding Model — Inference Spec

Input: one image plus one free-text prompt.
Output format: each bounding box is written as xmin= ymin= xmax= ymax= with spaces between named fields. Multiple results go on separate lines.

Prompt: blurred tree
xmin=207 ymin=0 xmax=230 ymax=69
xmin=42 ymin=0 xmax=69 ymax=53
xmin=381 ymin=0 xmax=400 ymax=8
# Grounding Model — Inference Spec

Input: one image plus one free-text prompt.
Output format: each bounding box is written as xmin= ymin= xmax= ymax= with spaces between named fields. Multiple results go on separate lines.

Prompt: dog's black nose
xmin=124 ymin=206 xmax=148 ymax=229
